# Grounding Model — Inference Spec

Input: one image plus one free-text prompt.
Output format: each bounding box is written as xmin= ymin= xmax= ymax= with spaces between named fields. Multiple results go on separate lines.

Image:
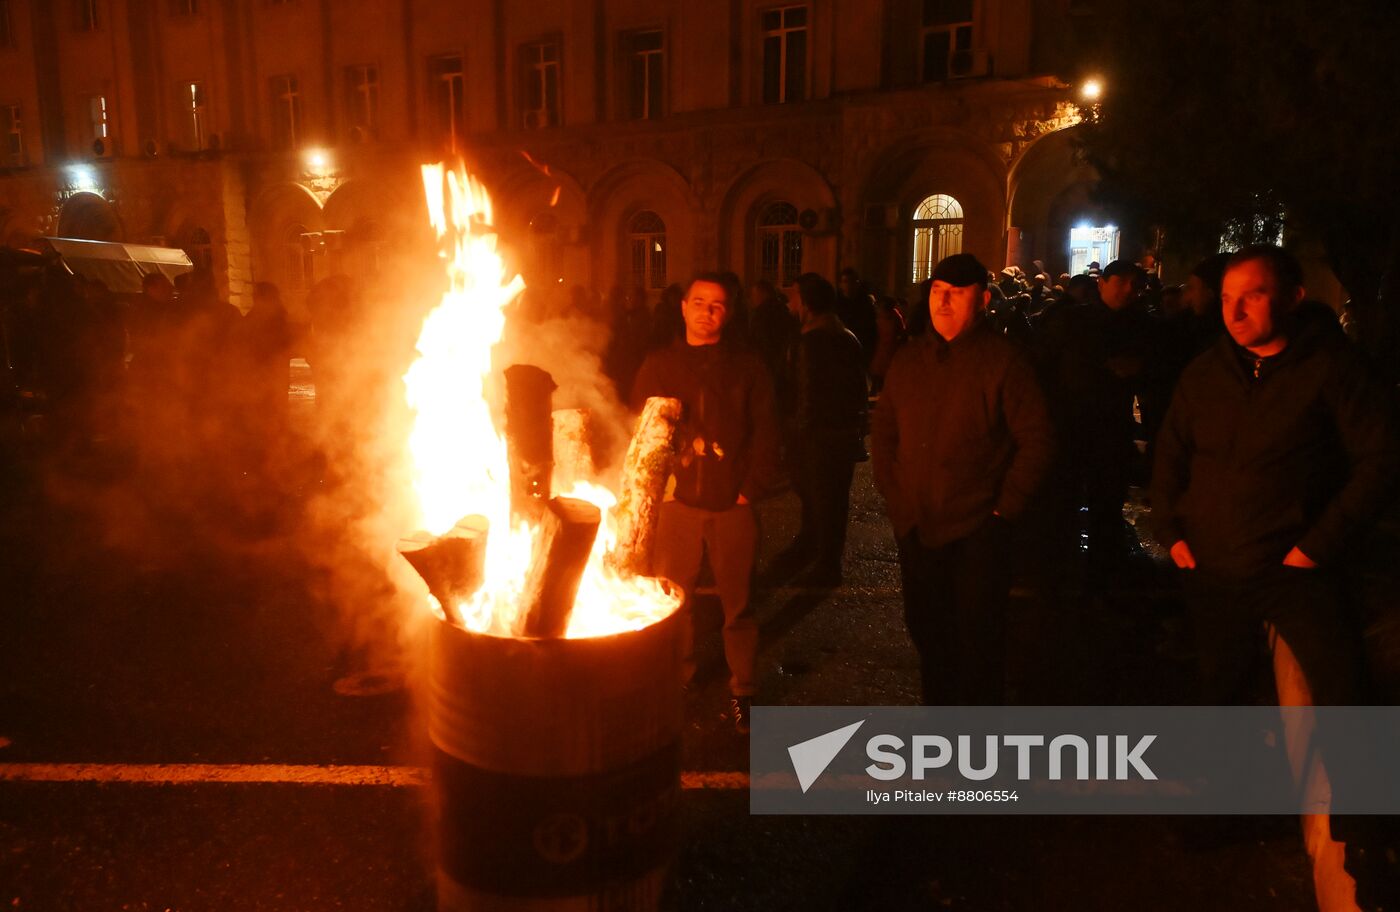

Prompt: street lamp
xmin=1080 ymin=78 xmax=1104 ymax=103
xmin=304 ymin=148 xmax=330 ymax=173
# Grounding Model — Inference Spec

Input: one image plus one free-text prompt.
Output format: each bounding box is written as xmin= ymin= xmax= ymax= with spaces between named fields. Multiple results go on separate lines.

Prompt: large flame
xmin=404 ymin=164 xmax=680 ymax=639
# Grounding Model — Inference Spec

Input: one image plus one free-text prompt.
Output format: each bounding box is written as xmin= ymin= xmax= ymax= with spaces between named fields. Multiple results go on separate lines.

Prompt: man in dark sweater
xmin=631 ymin=272 xmax=780 ymax=733
xmin=1152 ymin=245 xmax=1398 ymax=708
xmin=871 ymin=253 xmax=1055 ymax=705
xmin=781 ymin=272 xmax=868 ymax=587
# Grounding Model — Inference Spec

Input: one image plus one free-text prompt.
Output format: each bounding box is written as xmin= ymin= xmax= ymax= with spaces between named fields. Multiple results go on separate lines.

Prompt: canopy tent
xmin=38 ymin=237 xmax=194 ymax=295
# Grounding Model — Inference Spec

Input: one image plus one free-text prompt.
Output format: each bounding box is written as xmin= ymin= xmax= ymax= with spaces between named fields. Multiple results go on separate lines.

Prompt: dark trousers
xmin=897 ymin=519 xmax=1012 ymax=705
xmin=793 ymin=441 xmax=856 ymax=571
xmin=1183 ymin=566 xmax=1363 ymax=707
xmin=1184 ymin=566 xmax=1372 ymax=816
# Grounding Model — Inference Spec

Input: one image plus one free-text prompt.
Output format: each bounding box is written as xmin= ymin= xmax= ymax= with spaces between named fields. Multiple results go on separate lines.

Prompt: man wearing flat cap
xmin=871 ymin=253 xmax=1055 ymax=705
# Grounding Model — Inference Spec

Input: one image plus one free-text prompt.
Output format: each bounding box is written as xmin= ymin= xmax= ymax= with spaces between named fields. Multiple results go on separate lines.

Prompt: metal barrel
xmin=430 ymin=609 xmax=682 ymax=911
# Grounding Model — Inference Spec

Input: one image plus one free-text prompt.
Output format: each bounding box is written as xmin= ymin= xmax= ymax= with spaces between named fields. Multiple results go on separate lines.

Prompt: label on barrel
xmin=434 ymin=743 xmax=680 ymax=895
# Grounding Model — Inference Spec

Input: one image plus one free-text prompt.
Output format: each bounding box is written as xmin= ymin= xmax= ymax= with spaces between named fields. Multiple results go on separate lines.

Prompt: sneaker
xmin=730 ymin=696 xmax=753 ymax=734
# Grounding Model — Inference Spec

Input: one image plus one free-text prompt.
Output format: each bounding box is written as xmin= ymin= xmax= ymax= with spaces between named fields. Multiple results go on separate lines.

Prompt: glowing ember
xmin=404 ymin=164 xmax=680 ymax=639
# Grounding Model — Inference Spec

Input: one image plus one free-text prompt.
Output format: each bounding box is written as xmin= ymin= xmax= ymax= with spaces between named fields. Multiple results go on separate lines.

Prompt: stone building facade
xmin=0 ymin=0 xmax=1104 ymax=312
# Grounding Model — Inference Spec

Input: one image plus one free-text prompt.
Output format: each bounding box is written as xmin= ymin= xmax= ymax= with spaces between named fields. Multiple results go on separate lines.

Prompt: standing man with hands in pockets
xmin=872 ymin=253 xmax=1055 ymax=706
xmin=1151 ymin=244 xmax=1399 ymax=709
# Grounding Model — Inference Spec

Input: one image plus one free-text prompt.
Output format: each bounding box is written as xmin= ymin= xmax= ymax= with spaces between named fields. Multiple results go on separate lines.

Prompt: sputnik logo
xmin=787 ymin=720 xmax=866 ymax=793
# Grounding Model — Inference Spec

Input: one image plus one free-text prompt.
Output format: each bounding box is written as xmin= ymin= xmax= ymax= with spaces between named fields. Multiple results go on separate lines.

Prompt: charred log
xmin=397 ymin=515 xmax=489 ymax=624
xmin=517 ymin=496 xmax=602 ymax=639
xmin=504 ymin=364 xmax=556 ymax=524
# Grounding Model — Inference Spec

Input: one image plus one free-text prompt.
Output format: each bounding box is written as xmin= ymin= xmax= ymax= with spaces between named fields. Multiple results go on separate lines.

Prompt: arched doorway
xmin=910 ymin=193 xmax=965 ymax=283
xmin=56 ymin=192 xmax=122 ymax=241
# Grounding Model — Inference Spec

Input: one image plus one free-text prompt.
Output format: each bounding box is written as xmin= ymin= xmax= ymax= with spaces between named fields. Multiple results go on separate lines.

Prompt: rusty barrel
xmin=430 ymin=608 xmax=683 ymax=911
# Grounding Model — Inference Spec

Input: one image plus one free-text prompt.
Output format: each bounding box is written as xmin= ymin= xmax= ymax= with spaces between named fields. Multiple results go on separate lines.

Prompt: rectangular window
xmin=88 ymin=95 xmax=109 ymax=142
xmin=0 ymin=1 xmax=14 ymax=48
xmin=1 ymin=105 xmax=23 ymax=166
xmin=427 ymin=54 xmax=465 ymax=151
xmin=921 ymin=0 xmax=974 ymax=82
xmin=344 ymin=64 xmax=379 ymax=140
xmin=624 ymin=30 xmax=664 ymax=121
xmin=75 ymin=0 xmax=99 ymax=31
xmin=521 ymin=40 xmax=561 ymax=129
xmin=170 ymin=0 xmax=198 ymax=15
xmin=182 ymin=81 xmax=207 ymax=150
xmin=270 ymin=74 xmax=300 ymax=149
xmin=761 ymin=5 xmax=807 ymax=105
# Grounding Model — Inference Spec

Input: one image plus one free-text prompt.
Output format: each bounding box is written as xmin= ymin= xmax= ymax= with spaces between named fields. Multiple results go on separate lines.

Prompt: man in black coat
xmin=780 ymin=272 xmax=867 ymax=587
xmin=631 ymin=272 xmax=780 ymax=734
xmin=871 ymin=253 xmax=1055 ymax=705
xmin=1152 ymin=244 xmax=1398 ymax=709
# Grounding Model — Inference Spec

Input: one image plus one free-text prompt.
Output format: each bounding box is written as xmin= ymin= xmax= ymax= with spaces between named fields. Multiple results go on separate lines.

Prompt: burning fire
xmin=403 ymin=163 xmax=680 ymax=639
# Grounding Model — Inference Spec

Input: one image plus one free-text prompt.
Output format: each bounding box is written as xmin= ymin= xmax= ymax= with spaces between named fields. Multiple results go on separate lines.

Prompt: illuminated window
xmin=921 ymin=0 xmax=974 ymax=82
xmin=521 ymin=40 xmax=561 ymax=129
xmin=761 ymin=5 xmax=807 ymax=104
xmin=427 ymin=54 xmax=465 ymax=152
xmin=624 ymin=30 xmax=664 ymax=120
xmin=1 ymin=105 xmax=22 ymax=166
xmin=270 ymin=74 xmax=301 ymax=149
xmin=756 ymin=200 xmax=803 ymax=286
xmin=88 ymin=95 xmax=109 ymax=143
xmin=627 ymin=210 xmax=667 ymax=291
xmin=911 ymin=193 xmax=964 ymax=283
xmin=344 ymin=64 xmax=379 ymax=141
xmin=75 ymin=0 xmax=99 ymax=31
xmin=181 ymin=81 xmax=207 ymax=150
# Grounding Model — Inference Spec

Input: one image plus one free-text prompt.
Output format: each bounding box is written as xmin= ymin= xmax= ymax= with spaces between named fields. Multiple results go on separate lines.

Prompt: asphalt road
xmin=0 ymin=400 xmax=1323 ymax=911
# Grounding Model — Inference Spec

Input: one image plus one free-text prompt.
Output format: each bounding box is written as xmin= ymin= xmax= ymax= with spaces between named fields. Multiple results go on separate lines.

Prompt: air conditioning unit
xmin=799 ymin=207 xmax=839 ymax=235
xmin=91 ymin=137 xmax=115 ymax=158
xmin=950 ymin=49 xmax=991 ymax=79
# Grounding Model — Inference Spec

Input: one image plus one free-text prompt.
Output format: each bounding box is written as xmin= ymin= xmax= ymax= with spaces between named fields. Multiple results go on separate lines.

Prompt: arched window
xmin=284 ymin=223 xmax=315 ymax=290
xmin=911 ymin=193 xmax=964 ymax=283
xmin=626 ymin=209 xmax=667 ymax=291
xmin=756 ymin=200 xmax=802 ymax=286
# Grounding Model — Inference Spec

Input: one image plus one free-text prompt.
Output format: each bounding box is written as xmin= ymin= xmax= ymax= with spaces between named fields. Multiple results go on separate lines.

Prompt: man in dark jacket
xmin=872 ymin=253 xmax=1055 ymax=705
xmin=631 ymin=272 xmax=780 ymax=733
xmin=1152 ymin=245 xmax=1398 ymax=709
xmin=779 ymin=272 xmax=867 ymax=587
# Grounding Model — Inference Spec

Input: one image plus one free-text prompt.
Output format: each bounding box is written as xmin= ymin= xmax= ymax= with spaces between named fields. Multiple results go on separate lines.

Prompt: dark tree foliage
xmin=1073 ymin=0 xmax=1400 ymax=374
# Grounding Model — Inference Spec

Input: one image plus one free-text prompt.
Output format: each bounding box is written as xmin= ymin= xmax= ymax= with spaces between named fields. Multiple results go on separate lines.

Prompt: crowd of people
xmin=608 ymin=249 xmax=1397 ymax=768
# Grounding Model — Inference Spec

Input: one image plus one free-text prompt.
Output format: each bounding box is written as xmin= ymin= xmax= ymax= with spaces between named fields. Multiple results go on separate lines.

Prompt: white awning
xmin=39 ymin=237 xmax=195 ymax=295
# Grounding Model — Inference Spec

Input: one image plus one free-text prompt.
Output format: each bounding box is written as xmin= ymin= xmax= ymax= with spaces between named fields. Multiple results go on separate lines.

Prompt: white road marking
xmin=0 ymin=763 xmax=749 ymax=790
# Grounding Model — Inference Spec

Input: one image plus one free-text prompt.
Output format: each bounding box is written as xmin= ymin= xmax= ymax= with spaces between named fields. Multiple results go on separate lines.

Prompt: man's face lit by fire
xmin=928 ymin=280 xmax=989 ymax=342
xmin=683 ymin=280 xmax=729 ymax=346
xmin=1221 ymin=258 xmax=1303 ymax=354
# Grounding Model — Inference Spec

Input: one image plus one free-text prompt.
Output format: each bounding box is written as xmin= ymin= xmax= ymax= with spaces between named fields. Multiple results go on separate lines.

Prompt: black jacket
xmin=1151 ymin=310 xmax=1399 ymax=577
xmin=630 ymin=340 xmax=781 ymax=511
xmin=793 ymin=313 xmax=867 ymax=457
xmin=871 ymin=321 xmax=1055 ymax=548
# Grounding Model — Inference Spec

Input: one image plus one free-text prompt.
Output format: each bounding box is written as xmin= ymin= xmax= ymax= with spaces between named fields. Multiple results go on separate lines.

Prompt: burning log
xmin=517 ymin=496 xmax=602 ymax=639
xmin=397 ymin=515 xmax=489 ymax=623
xmin=606 ymin=396 xmax=683 ymax=577
xmin=504 ymin=364 xmax=556 ymax=523
xmin=551 ymin=408 xmax=596 ymax=492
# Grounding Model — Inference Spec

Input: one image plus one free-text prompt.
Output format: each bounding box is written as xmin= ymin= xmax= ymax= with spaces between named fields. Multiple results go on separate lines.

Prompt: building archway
xmin=249 ymin=182 xmax=325 ymax=315
xmin=718 ymin=158 xmax=836 ymax=288
xmin=589 ymin=159 xmax=698 ymax=300
xmin=857 ymin=131 xmax=1005 ymax=295
xmin=1007 ymin=125 xmax=1102 ymax=277
xmin=56 ymin=192 xmax=123 ymax=241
